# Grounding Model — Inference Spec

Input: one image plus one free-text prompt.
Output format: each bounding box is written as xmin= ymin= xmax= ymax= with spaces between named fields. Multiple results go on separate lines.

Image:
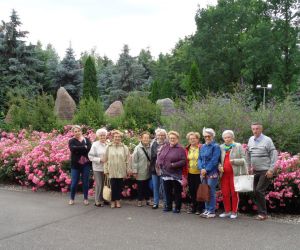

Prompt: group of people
xmin=68 ymin=122 xmax=277 ymax=221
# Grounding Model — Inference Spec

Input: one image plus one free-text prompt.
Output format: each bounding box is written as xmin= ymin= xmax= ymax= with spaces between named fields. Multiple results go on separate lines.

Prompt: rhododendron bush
xmin=0 ymin=128 xmax=299 ymax=213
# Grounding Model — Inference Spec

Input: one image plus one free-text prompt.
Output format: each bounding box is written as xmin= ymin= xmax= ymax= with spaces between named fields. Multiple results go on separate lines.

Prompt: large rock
xmin=156 ymin=98 xmax=175 ymax=116
xmin=54 ymin=87 xmax=76 ymax=121
xmin=105 ymin=101 xmax=124 ymax=118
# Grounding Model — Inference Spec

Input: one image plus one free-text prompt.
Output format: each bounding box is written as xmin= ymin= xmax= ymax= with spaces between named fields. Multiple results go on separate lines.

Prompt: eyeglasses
xmin=204 ymin=135 xmax=212 ymax=138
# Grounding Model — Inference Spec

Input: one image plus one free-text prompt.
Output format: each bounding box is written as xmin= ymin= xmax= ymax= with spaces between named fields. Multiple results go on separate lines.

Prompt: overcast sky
xmin=0 ymin=0 xmax=217 ymax=61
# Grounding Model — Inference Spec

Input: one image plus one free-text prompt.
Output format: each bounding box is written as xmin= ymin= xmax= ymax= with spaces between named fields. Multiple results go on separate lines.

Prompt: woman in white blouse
xmin=88 ymin=128 xmax=108 ymax=207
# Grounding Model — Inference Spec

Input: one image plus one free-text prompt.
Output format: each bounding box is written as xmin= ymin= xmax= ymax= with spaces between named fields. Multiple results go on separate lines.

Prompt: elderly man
xmin=247 ymin=122 xmax=277 ymax=220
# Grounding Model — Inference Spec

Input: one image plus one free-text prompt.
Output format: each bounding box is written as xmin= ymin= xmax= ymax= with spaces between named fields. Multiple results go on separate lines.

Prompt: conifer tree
xmin=83 ymin=56 xmax=98 ymax=100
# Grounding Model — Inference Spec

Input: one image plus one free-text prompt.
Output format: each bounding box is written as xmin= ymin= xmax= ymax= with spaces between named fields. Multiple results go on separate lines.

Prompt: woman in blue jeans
xmin=198 ymin=128 xmax=221 ymax=218
xmin=68 ymin=125 xmax=92 ymax=205
xmin=150 ymin=128 xmax=167 ymax=209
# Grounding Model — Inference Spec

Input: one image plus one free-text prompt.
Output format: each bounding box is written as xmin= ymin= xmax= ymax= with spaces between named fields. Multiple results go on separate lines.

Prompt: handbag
xmin=78 ymin=155 xmax=89 ymax=165
xmin=234 ymin=165 xmax=254 ymax=192
xmin=78 ymin=138 xmax=89 ymax=165
xmin=196 ymin=178 xmax=210 ymax=202
xmin=103 ymin=176 xmax=111 ymax=201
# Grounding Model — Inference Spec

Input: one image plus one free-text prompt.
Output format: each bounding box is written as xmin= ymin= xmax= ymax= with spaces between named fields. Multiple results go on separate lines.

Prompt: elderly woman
xmin=185 ymin=132 xmax=203 ymax=215
xmin=218 ymin=130 xmax=247 ymax=219
xmin=88 ymin=128 xmax=108 ymax=207
xmin=104 ymin=130 xmax=131 ymax=208
xmin=132 ymin=131 xmax=151 ymax=207
xmin=198 ymin=128 xmax=221 ymax=218
xmin=157 ymin=131 xmax=187 ymax=213
xmin=150 ymin=128 xmax=168 ymax=209
xmin=68 ymin=125 xmax=92 ymax=205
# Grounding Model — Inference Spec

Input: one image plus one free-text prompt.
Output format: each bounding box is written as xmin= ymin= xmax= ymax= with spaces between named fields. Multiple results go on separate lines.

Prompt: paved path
xmin=0 ymin=189 xmax=299 ymax=250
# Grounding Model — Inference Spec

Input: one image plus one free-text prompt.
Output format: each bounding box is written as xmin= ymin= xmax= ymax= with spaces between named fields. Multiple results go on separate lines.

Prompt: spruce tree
xmin=186 ymin=61 xmax=203 ymax=97
xmin=0 ymin=9 xmax=44 ymax=112
xmin=149 ymin=80 xmax=160 ymax=102
xmin=53 ymin=45 xmax=82 ymax=102
xmin=83 ymin=56 xmax=98 ymax=100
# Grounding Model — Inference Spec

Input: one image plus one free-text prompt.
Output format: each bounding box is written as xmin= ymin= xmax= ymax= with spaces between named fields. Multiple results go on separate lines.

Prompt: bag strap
xmin=104 ymin=175 xmax=110 ymax=187
xmin=141 ymin=147 xmax=151 ymax=162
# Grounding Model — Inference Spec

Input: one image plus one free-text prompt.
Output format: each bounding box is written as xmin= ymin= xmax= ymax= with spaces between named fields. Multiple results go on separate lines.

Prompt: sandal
xmin=69 ymin=200 xmax=74 ymax=205
xmin=111 ymin=202 xmax=116 ymax=208
xmin=83 ymin=200 xmax=89 ymax=205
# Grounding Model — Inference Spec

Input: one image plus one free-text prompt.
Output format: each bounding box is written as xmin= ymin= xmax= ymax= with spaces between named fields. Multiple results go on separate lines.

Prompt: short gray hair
xmin=202 ymin=127 xmax=216 ymax=138
xmin=155 ymin=128 xmax=167 ymax=136
xmin=96 ymin=128 xmax=108 ymax=137
xmin=222 ymin=130 xmax=235 ymax=139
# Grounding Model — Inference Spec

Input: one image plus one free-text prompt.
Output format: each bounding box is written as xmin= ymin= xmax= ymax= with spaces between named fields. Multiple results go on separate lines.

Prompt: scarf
xmin=224 ymin=143 xmax=235 ymax=152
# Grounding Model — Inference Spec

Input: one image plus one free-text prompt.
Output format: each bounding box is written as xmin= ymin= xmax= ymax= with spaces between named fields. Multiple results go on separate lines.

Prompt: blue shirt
xmin=198 ymin=141 xmax=221 ymax=176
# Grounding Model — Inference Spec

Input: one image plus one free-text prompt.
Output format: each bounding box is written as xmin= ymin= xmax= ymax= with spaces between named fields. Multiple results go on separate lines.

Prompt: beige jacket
xmin=104 ymin=143 xmax=131 ymax=178
xmin=219 ymin=143 xmax=248 ymax=176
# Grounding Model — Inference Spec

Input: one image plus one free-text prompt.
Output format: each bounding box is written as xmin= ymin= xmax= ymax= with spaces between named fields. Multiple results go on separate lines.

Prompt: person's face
xmin=113 ymin=133 xmax=122 ymax=144
xmin=141 ymin=134 xmax=150 ymax=145
xmin=189 ymin=135 xmax=199 ymax=146
xmin=251 ymin=125 xmax=263 ymax=137
xmin=157 ymin=132 xmax=166 ymax=143
xmin=204 ymin=133 xmax=213 ymax=144
xmin=169 ymin=134 xmax=179 ymax=146
xmin=223 ymin=134 xmax=234 ymax=145
xmin=73 ymin=128 xmax=82 ymax=139
xmin=98 ymin=133 xmax=107 ymax=143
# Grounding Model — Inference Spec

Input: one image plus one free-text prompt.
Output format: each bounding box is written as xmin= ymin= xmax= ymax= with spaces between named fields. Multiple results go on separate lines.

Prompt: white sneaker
xmin=219 ymin=212 xmax=231 ymax=218
xmin=230 ymin=213 xmax=238 ymax=219
xmin=205 ymin=212 xmax=216 ymax=218
xmin=200 ymin=210 xmax=209 ymax=217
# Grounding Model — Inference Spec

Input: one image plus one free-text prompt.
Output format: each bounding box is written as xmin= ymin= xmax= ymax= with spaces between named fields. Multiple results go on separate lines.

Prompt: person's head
xmin=222 ymin=130 xmax=235 ymax=145
xmin=72 ymin=125 xmax=82 ymax=139
xmin=168 ymin=131 xmax=180 ymax=146
xmin=112 ymin=130 xmax=123 ymax=144
xmin=202 ymin=128 xmax=215 ymax=144
xmin=96 ymin=128 xmax=108 ymax=143
xmin=155 ymin=128 xmax=167 ymax=143
xmin=140 ymin=131 xmax=150 ymax=145
xmin=186 ymin=132 xmax=200 ymax=147
xmin=251 ymin=122 xmax=263 ymax=138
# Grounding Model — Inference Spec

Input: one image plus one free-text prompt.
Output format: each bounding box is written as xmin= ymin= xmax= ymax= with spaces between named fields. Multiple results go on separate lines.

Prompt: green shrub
xmin=73 ymin=97 xmax=105 ymax=129
xmin=5 ymin=94 xmax=58 ymax=132
xmin=123 ymin=92 xmax=161 ymax=132
xmin=164 ymin=90 xmax=300 ymax=154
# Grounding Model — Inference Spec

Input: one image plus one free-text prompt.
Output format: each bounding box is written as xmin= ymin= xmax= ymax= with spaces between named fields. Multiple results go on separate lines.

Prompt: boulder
xmin=105 ymin=101 xmax=124 ymax=118
xmin=54 ymin=87 xmax=76 ymax=120
xmin=156 ymin=98 xmax=175 ymax=116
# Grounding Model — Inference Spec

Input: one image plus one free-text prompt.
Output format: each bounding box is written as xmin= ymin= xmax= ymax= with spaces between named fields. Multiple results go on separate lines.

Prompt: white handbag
xmin=234 ymin=165 xmax=254 ymax=192
xmin=103 ymin=176 xmax=111 ymax=201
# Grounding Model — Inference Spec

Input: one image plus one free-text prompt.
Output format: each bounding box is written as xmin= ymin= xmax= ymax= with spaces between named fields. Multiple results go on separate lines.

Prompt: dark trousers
xmin=163 ymin=179 xmax=182 ymax=210
xmin=70 ymin=165 xmax=90 ymax=200
xmin=188 ymin=173 xmax=203 ymax=212
xmin=137 ymin=179 xmax=150 ymax=201
xmin=110 ymin=178 xmax=123 ymax=201
xmin=254 ymin=171 xmax=271 ymax=215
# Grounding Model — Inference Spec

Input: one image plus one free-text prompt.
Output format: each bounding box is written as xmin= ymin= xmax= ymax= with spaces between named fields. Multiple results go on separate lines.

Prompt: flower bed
xmin=0 ymin=128 xmax=299 ymax=213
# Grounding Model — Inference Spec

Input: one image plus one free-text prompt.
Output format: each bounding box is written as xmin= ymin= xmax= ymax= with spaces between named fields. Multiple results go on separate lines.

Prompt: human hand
xmin=230 ymin=159 xmax=234 ymax=164
xmin=266 ymin=170 xmax=273 ymax=179
xmin=218 ymin=166 xmax=224 ymax=173
xmin=201 ymin=169 xmax=207 ymax=176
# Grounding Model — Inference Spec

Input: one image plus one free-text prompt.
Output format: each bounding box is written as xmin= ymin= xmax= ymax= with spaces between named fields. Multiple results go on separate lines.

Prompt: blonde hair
xmin=202 ymin=127 xmax=216 ymax=138
xmin=186 ymin=132 xmax=200 ymax=140
xmin=168 ymin=130 xmax=180 ymax=139
xmin=112 ymin=129 xmax=123 ymax=137
xmin=71 ymin=125 xmax=81 ymax=132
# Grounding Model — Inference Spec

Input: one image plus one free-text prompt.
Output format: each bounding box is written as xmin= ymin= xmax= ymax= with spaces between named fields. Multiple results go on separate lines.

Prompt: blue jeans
xmin=70 ymin=165 xmax=90 ymax=200
xmin=152 ymin=174 xmax=166 ymax=206
xmin=204 ymin=177 xmax=218 ymax=213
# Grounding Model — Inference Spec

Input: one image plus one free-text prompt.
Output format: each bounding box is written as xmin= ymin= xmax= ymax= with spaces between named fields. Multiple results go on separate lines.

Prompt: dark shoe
xmin=152 ymin=204 xmax=159 ymax=209
xmin=163 ymin=207 xmax=172 ymax=212
xmin=195 ymin=211 xmax=200 ymax=215
xmin=173 ymin=208 xmax=181 ymax=214
xmin=146 ymin=200 xmax=151 ymax=206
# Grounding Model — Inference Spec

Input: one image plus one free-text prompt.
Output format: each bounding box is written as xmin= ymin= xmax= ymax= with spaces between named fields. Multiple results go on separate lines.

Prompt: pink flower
xmin=61 ymin=187 xmax=68 ymax=193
